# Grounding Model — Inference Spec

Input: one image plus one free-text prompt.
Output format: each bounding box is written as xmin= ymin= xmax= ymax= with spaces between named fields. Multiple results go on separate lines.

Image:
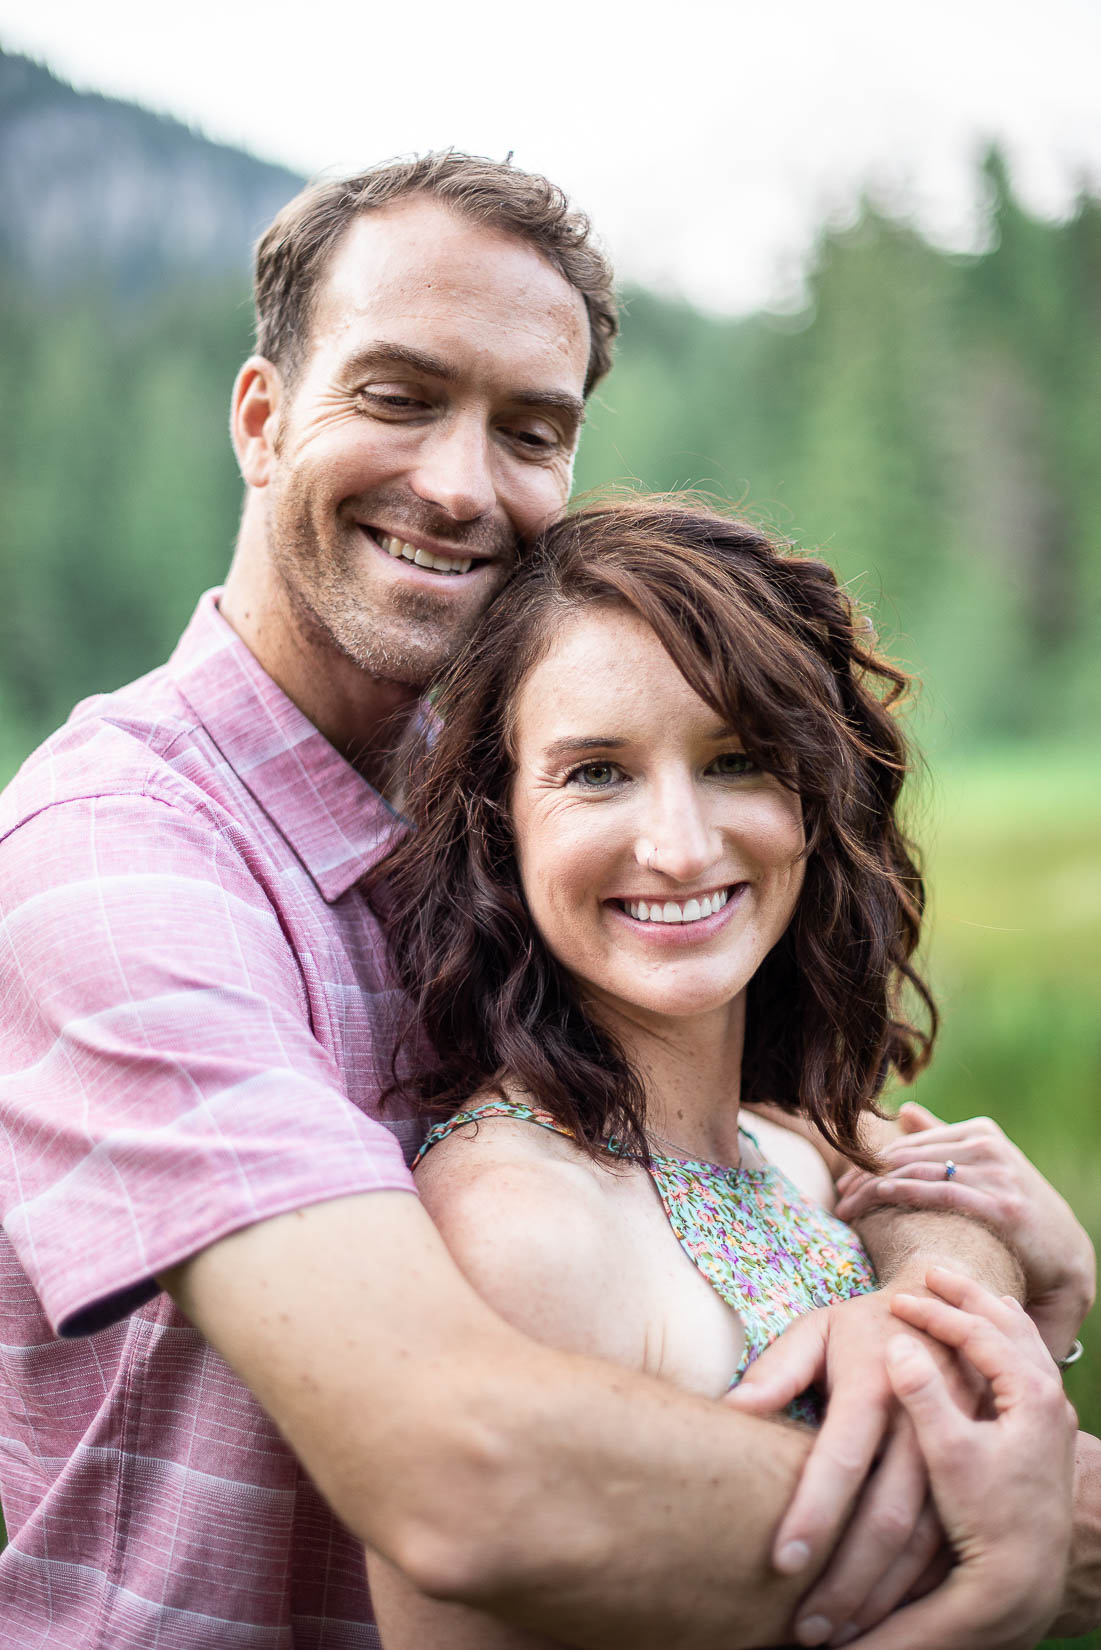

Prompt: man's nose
xmin=409 ymin=417 xmax=497 ymax=523
xmin=635 ymin=782 xmax=723 ymax=883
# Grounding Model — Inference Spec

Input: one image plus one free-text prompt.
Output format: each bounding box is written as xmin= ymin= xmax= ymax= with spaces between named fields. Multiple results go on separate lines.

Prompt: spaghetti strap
xmin=414 ymin=1098 xmax=576 ymax=1167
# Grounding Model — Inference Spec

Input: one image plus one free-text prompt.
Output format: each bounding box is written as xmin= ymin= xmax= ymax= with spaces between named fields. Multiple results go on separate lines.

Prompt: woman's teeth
xmin=379 ymin=533 xmax=472 ymax=575
xmin=624 ymin=889 xmax=730 ymax=924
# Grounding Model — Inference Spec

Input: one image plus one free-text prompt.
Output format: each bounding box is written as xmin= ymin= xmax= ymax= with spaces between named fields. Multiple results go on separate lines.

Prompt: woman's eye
xmin=569 ymin=762 xmax=621 ymax=788
xmin=711 ymin=751 xmax=756 ymax=777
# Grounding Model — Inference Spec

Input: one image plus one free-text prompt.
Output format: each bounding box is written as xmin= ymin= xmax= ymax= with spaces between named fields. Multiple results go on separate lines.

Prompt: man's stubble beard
xmin=266 ymin=473 xmax=512 ymax=692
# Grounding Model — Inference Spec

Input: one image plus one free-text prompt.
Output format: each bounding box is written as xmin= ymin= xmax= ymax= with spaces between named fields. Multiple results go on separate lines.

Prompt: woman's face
xmin=509 ymin=606 xmax=807 ymax=1031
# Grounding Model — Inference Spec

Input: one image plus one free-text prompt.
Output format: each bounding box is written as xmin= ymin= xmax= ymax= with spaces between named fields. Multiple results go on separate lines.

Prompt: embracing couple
xmin=0 ymin=152 xmax=1097 ymax=1650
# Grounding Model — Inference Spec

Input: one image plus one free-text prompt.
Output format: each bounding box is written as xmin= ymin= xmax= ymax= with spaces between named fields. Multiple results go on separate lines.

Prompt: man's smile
xmin=378 ymin=533 xmax=473 ymax=576
xmin=356 ymin=523 xmax=502 ymax=581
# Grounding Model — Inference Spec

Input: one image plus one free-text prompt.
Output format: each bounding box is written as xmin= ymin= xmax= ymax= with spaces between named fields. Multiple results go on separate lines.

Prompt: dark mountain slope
xmin=0 ymin=46 xmax=303 ymax=293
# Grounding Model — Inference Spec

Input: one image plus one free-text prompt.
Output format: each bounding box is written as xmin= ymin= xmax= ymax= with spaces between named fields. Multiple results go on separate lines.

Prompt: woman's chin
xmin=585 ymin=974 xmax=746 ymax=1028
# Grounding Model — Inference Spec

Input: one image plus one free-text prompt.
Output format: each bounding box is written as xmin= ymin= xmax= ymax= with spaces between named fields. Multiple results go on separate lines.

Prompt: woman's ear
xmin=230 ymin=356 xmax=283 ymax=488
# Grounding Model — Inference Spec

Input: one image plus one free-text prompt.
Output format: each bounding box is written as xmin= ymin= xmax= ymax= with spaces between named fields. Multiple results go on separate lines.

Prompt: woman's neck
xmin=592 ymin=995 xmax=747 ymax=1167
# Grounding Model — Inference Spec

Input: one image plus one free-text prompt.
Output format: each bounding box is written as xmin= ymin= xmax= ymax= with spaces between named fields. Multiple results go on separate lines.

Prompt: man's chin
xmin=337 ymin=620 xmax=475 ymax=693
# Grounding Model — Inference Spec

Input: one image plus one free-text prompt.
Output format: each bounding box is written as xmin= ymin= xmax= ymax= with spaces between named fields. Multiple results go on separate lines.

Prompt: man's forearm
xmin=164 ymin=1191 xmax=829 ymax=1650
xmin=455 ymin=1366 xmax=821 ymax=1649
xmin=854 ymin=1205 xmax=1026 ymax=1299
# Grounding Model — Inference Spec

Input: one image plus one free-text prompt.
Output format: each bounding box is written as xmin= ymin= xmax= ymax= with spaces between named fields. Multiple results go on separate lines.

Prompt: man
xmin=0 ymin=151 xmax=1094 ymax=1648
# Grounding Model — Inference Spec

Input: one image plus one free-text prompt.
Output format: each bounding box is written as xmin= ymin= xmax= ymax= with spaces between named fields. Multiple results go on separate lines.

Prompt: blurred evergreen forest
xmin=4 ymin=150 xmax=1101 ymax=764
xmin=1 ymin=52 xmax=1098 ymax=1636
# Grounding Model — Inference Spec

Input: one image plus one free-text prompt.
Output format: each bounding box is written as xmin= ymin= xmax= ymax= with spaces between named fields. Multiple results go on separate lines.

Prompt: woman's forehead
xmin=511 ymin=606 xmax=722 ymax=752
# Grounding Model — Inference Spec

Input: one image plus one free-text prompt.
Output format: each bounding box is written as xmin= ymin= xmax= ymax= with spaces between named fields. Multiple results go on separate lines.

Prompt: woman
xmin=367 ymin=498 xmax=1091 ymax=1648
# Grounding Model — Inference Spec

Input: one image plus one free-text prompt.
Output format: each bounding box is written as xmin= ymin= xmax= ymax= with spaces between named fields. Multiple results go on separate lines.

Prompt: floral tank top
xmin=416 ymin=1100 xmax=877 ymax=1424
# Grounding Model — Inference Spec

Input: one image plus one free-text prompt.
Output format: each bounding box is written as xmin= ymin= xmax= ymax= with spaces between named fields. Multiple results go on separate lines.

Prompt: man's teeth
xmin=625 ymin=889 xmax=731 ymax=924
xmin=378 ymin=534 xmax=472 ymax=575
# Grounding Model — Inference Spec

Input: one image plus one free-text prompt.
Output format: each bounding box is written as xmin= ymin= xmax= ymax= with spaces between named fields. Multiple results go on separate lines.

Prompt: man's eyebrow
xmin=344 ymin=342 xmax=457 ymax=381
xmin=512 ymin=388 xmax=586 ymax=427
xmin=343 ymin=343 xmax=585 ymax=426
xmin=542 ymin=736 xmax=627 ymax=762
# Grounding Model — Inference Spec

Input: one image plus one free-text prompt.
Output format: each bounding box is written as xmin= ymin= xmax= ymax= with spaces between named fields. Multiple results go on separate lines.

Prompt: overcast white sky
xmin=2 ymin=0 xmax=1099 ymax=312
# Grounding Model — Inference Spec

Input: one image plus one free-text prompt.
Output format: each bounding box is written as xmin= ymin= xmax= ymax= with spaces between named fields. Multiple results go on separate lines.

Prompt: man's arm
xmin=163 ymin=1188 xmax=822 ymax=1650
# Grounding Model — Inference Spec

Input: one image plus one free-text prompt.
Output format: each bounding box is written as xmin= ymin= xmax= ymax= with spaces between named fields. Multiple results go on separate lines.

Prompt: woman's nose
xmin=635 ymin=785 xmax=722 ymax=883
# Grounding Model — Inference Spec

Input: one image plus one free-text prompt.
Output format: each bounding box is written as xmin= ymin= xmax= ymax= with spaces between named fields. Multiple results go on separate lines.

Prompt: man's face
xmin=261 ymin=197 xmax=591 ymax=689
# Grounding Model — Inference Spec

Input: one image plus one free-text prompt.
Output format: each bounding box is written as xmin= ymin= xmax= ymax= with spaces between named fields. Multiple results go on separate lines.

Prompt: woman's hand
xmin=835 ymin=1103 xmax=1096 ymax=1358
xmin=845 ymin=1267 xmax=1077 ymax=1650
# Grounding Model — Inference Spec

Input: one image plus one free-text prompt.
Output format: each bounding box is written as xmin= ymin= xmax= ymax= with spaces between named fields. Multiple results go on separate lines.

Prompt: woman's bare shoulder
xmin=740 ymin=1106 xmax=838 ymax=1207
xmin=415 ymin=1092 xmax=608 ymax=1215
xmin=414 ymin=1094 xmax=652 ymax=1366
xmin=741 ymin=1102 xmax=902 ymax=1203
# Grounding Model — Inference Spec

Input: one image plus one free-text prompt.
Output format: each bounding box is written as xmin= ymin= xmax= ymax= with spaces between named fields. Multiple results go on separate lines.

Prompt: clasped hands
xmin=725 ymin=1268 xmax=1077 ymax=1650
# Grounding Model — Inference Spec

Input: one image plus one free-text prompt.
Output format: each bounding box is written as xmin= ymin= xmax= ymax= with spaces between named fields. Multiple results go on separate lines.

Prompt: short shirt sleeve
xmin=0 ymin=788 xmax=415 ymax=1336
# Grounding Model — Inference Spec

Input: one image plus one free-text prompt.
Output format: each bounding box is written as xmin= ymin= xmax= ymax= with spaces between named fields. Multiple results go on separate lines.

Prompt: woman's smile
xmin=608 ymin=881 xmax=744 ymax=938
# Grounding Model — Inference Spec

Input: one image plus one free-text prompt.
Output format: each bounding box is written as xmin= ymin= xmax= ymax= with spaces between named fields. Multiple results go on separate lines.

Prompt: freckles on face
xmin=507 ymin=607 xmax=807 ymax=1024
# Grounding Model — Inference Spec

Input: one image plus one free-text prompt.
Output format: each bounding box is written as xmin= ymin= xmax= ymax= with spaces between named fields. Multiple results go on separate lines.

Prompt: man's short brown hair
xmin=253 ymin=150 xmax=619 ymax=395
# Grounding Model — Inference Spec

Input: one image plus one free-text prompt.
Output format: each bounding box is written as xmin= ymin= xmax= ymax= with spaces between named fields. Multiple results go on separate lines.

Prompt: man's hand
xmin=848 ymin=1269 xmax=1076 ymax=1650
xmin=726 ymin=1288 xmax=960 ymax=1645
xmin=835 ymin=1103 xmax=1096 ymax=1359
xmin=727 ymin=1193 xmax=1025 ymax=1645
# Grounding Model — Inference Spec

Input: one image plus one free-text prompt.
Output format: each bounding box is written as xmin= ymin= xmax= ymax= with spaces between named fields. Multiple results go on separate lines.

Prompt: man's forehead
xmin=306 ymin=198 xmax=590 ymax=374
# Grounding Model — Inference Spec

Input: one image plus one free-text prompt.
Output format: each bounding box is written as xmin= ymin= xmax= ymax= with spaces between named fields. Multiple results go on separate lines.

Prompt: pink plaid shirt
xmin=0 ymin=592 xmax=422 ymax=1648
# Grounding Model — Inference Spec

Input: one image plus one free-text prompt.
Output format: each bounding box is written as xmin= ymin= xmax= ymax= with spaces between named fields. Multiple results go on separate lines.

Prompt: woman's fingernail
xmin=776 ymin=1539 xmax=811 ymax=1573
xmin=795 ymin=1615 xmax=833 ymax=1645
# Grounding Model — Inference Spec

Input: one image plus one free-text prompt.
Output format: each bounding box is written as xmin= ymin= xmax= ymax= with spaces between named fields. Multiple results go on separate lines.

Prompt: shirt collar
xmin=169 ymin=591 xmax=405 ymax=902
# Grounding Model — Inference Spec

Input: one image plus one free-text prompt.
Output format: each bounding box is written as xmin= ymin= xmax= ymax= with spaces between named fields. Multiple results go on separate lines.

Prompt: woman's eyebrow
xmin=541 ymin=736 xmax=628 ymax=762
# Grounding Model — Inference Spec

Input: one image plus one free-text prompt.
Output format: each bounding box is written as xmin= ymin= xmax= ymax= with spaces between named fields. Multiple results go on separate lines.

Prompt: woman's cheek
xmin=761 ymin=789 xmax=806 ymax=866
xmin=528 ymin=823 xmax=615 ymax=967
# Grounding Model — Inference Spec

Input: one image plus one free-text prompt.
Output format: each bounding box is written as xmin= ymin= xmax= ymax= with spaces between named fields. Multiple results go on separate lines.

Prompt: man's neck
xmin=220 ymin=556 xmax=421 ymax=797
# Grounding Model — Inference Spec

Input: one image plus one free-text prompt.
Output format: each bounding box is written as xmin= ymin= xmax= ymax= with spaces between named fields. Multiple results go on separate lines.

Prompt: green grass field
xmin=906 ymin=744 xmax=1100 ymax=1367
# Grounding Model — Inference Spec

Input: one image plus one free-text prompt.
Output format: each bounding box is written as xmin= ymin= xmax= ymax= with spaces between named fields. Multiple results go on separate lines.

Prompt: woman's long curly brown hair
xmin=370 ymin=497 xmax=937 ymax=1172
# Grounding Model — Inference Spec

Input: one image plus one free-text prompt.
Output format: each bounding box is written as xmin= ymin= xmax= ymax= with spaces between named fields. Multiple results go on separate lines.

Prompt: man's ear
xmin=231 ymin=356 xmax=284 ymax=488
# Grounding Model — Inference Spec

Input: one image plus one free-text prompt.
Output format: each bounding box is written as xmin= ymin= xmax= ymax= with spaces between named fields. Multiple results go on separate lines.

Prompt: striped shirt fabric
xmin=0 ymin=592 xmax=422 ymax=1647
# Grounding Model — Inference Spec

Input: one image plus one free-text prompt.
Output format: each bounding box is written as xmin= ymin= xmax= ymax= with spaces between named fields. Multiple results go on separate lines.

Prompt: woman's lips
xmin=606 ymin=883 xmax=747 ymax=940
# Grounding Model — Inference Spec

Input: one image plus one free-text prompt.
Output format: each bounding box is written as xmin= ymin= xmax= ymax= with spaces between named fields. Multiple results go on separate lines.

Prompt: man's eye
xmin=361 ymin=389 xmax=428 ymax=412
xmin=568 ymin=762 xmax=621 ymax=788
xmin=506 ymin=423 xmax=558 ymax=452
xmin=710 ymin=752 xmax=756 ymax=777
